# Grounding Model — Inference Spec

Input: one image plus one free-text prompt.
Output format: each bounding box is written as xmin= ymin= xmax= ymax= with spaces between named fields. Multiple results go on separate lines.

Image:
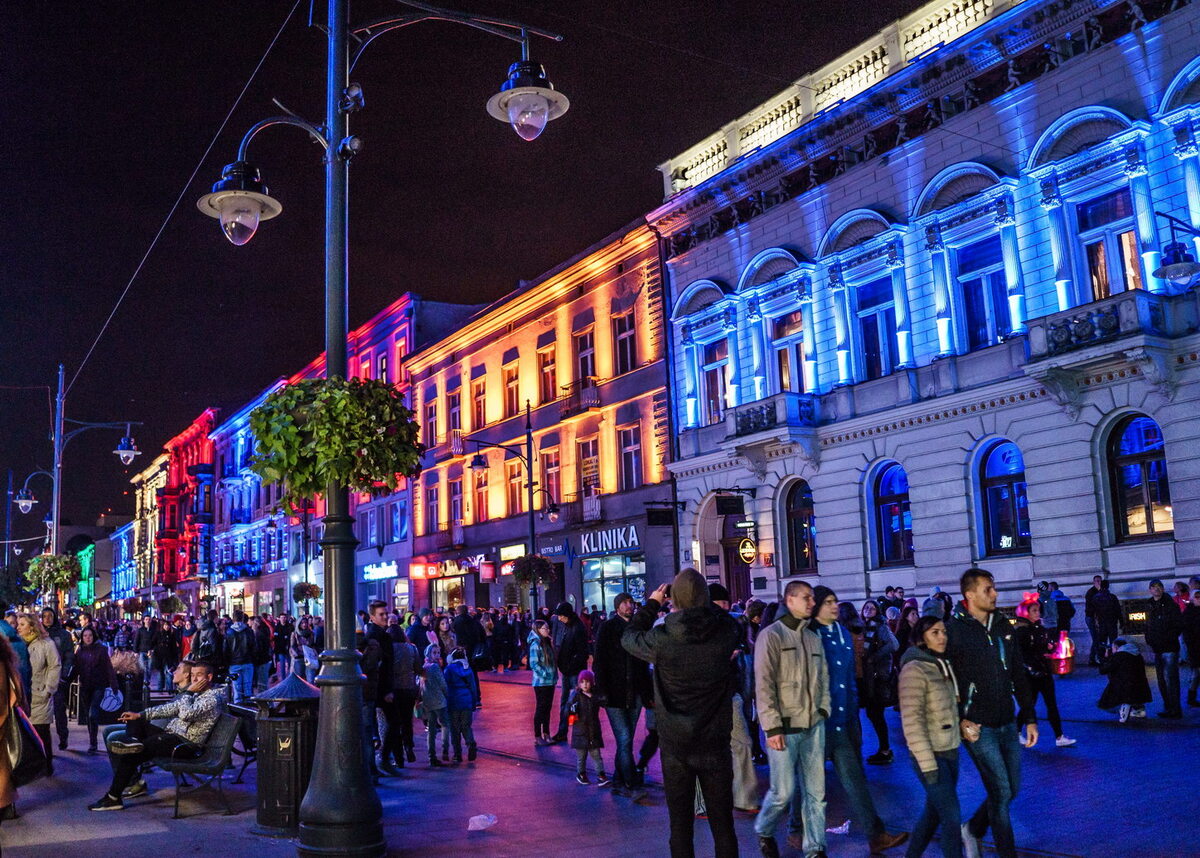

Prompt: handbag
xmin=99 ymin=687 xmax=124 ymax=713
xmin=302 ymin=645 xmax=320 ymax=671
xmin=469 ymin=642 xmax=493 ymax=672
xmin=6 ymin=680 xmax=48 ymax=788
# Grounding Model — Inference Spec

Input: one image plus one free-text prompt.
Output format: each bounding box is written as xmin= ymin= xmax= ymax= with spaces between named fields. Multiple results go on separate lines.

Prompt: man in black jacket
xmin=550 ymin=602 xmax=590 ymax=743
xmin=1083 ymin=574 xmax=1104 ymax=665
xmin=947 ymin=568 xmax=1037 ymax=858
xmin=451 ymin=605 xmax=486 ymax=702
xmin=366 ymin=600 xmax=400 ymax=773
xmin=1146 ymin=578 xmax=1183 ymax=718
xmin=622 ymin=569 xmax=741 ymax=858
xmin=134 ymin=615 xmax=159 ymax=687
xmin=225 ymin=611 xmax=257 ymax=703
xmin=592 ymin=592 xmax=652 ymax=798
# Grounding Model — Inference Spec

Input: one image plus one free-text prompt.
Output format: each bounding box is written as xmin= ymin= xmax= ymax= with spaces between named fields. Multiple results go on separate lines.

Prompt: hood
xmin=231 ymin=622 xmax=248 ymax=632
xmin=664 ymin=605 xmax=729 ymax=642
xmin=901 ymin=645 xmax=944 ymax=667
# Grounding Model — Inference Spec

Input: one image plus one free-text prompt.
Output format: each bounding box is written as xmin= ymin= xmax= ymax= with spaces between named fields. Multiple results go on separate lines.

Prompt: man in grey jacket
xmin=754 ymin=580 xmax=830 ymax=858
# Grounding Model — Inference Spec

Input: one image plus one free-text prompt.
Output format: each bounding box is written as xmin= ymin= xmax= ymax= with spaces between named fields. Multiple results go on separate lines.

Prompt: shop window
xmin=701 ymin=339 xmax=729 ymax=426
xmin=956 ymin=235 xmax=1010 ymax=351
xmin=785 ymin=480 xmax=817 ymax=573
xmin=856 ymin=277 xmax=898 ymax=380
xmin=538 ymin=348 xmax=557 ymax=403
xmin=772 ymin=310 xmax=805 ymax=394
xmin=619 ymin=425 xmax=642 ymax=492
xmin=980 ymin=441 xmax=1030 ymax=555
xmin=1108 ymin=414 xmax=1173 ymax=541
xmin=1076 ymin=187 xmax=1142 ymax=302
xmin=582 ymin=555 xmax=647 ymax=614
xmin=874 ymin=462 xmax=913 ymax=566
xmin=613 ymin=313 xmax=637 ymax=376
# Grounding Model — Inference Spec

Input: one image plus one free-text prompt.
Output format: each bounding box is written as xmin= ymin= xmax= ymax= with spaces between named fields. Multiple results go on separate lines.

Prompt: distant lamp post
xmin=14 ymin=489 xmax=36 ymax=515
xmin=1152 ymin=211 xmax=1200 ymax=288
xmin=113 ymin=430 xmax=143 ymax=466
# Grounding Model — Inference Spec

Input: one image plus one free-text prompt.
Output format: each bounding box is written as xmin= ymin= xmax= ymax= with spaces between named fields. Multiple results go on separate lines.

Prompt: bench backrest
xmin=178 ymin=713 xmax=241 ymax=772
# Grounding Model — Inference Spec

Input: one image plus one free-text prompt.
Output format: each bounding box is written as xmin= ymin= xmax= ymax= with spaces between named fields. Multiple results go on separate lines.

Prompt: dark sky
xmin=0 ymin=0 xmax=917 ymax=541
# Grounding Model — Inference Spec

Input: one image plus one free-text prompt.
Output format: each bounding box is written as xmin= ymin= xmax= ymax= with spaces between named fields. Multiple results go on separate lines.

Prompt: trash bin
xmin=250 ymin=671 xmax=321 ymax=836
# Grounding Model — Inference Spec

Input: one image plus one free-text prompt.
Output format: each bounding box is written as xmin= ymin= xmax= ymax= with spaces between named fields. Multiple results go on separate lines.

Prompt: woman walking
xmin=0 ymin=634 xmax=23 ymax=821
xmin=429 ymin=616 xmax=457 ymax=666
xmin=18 ymin=614 xmax=61 ymax=776
xmin=860 ymin=600 xmax=899 ymax=764
xmin=528 ymin=619 xmax=557 ymax=745
xmin=898 ymin=616 xmax=962 ymax=858
xmin=291 ymin=617 xmax=317 ymax=682
xmin=1014 ymin=596 xmax=1076 ymax=747
xmin=75 ymin=626 xmax=119 ymax=753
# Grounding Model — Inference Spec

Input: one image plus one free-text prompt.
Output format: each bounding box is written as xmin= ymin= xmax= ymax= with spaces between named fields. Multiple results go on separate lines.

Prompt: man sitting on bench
xmin=89 ymin=658 xmax=227 ymax=811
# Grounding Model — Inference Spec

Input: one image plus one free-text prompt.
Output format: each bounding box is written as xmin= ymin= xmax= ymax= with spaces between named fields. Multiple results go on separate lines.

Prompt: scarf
xmin=19 ymin=628 xmax=39 ymax=644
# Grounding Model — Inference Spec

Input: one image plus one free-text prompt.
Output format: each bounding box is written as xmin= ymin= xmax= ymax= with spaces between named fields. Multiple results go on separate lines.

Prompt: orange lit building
xmin=405 ymin=221 xmax=677 ymax=612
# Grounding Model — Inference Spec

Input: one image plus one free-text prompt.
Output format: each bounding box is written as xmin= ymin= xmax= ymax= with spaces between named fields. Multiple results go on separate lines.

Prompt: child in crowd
xmin=444 ymin=648 xmax=480 ymax=763
xmin=567 ymin=668 xmax=609 ymax=786
xmin=421 ymin=644 xmax=449 ymax=766
xmin=1098 ymin=638 xmax=1153 ymax=722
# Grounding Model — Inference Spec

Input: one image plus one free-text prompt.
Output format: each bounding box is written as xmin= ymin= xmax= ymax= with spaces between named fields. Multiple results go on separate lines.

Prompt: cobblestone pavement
xmin=2 ymin=663 xmax=1194 ymax=857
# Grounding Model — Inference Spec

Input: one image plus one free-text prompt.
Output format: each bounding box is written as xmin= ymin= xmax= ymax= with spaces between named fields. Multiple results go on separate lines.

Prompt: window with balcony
xmin=785 ymin=480 xmax=818 ymax=573
xmin=506 ymin=461 xmax=525 ymax=514
xmin=772 ymin=310 xmax=805 ymax=393
xmin=423 ymin=401 xmax=437 ymax=445
xmin=874 ymin=462 xmax=913 ymax=566
xmin=540 ymin=449 xmax=560 ymax=504
xmin=1108 ymin=414 xmax=1173 ymax=541
xmin=537 ymin=348 xmax=557 ymax=404
xmin=613 ymin=313 xmax=637 ymax=376
xmin=425 ymin=486 xmax=440 ymax=534
xmin=449 ymin=479 xmax=463 ymax=524
xmin=390 ymin=500 xmax=408 ymax=542
xmin=471 ymin=379 xmax=486 ymax=429
xmin=980 ymin=441 xmax=1030 ymax=555
xmin=504 ymin=363 xmax=520 ymax=418
xmin=856 ymin=277 xmax=899 ymax=380
xmin=577 ymin=437 xmax=600 ymax=497
xmin=473 ymin=470 xmax=489 ymax=522
xmin=956 ymin=235 xmax=1010 ymax=351
xmin=701 ymin=339 xmax=729 ymax=426
xmin=574 ymin=329 xmax=596 ymax=382
xmin=619 ymin=425 xmax=642 ymax=492
xmin=447 ymin=390 xmax=461 ymax=432
xmin=1076 ymin=187 xmax=1143 ymax=302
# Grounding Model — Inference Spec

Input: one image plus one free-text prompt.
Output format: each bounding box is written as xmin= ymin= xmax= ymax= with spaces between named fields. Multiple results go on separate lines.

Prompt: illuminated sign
xmin=364 ymin=560 xmax=398 ymax=581
xmin=480 ymin=561 xmax=497 ymax=582
xmin=1126 ymin=611 xmax=1147 ymax=622
xmin=499 ymin=544 xmax=525 ymax=561
xmin=580 ymin=524 xmax=641 ymax=556
xmin=408 ymin=563 xmax=440 ymax=580
xmin=738 ymin=538 xmax=757 ymax=564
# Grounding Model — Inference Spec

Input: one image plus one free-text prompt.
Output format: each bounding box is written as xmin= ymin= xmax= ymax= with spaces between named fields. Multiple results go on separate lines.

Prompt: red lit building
xmin=156 ymin=408 xmax=218 ymax=615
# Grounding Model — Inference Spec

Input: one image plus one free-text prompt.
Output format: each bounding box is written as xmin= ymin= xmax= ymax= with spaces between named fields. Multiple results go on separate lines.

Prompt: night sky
xmin=1 ymin=0 xmax=917 ymax=541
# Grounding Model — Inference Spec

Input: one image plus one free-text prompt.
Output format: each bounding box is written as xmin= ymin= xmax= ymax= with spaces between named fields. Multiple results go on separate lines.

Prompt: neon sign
xmin=364 ymin=560 xmax=398 ymax=581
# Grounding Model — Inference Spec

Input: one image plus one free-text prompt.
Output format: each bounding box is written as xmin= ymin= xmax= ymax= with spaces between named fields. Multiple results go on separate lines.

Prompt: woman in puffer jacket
xmin=527 ymin=620 xmax=557 ymax=745
xmin=898 ymin=615 xmax=962 ymax=858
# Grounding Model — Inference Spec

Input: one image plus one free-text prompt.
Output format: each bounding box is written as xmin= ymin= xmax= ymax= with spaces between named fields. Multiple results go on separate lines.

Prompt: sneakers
xmin=1055 ymin=735 xmax=1077 ymax=747
xmin=121 ymin=779 xmax=148 ymax=798
xmin=1118 ymin=704 xmax=1131 ymax=723
xmin=866 ymin=749 xmax=894 ymax=765
xmin=1131 ymin=707 xmax=1147 ymax=718
xmin=868 ymin=830 xmax=909 ymax=853
xmin=534 ymin=737 xmax=551 ymax=746
xmin=88 ymin=794 xmax=124 ymax=812
xmin=596 ymin=774 xmax=611 ymax=787
xmin=576 ymin=773 xmax=590 ymax=785
xmin=108 ymin=739 xmax=145 ymax=755
xmin=961 ymin=823 xmax=983 ymax=858
xmin=757 ymin=835 xmax=781 ymax=858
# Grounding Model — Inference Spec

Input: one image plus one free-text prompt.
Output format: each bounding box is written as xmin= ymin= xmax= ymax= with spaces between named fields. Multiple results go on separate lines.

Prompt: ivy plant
xmin=249 ymin=377 xmax=424 ymax=511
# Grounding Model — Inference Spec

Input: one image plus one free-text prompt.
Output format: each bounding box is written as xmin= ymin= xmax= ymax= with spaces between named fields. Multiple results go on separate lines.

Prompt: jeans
xmin=604 ymin=699 xmax=642 ymax=788
xmin=576 ymin=748 xmax=605 ymax=777
xmin=426 ymin=707 xmax=448 ymax=758
xmin=906 ymin=751 xmax=962 ymax=858
xmin=448 ymin=708 xmax=475 ymax=756
xmin=228 ymin=663 xmax=255 ymax=703
xmin=1155 ymin=651 xmax=1181 ymax=714
xmin=533 ymin=685 xmax=554 ymax=738
xmin=661 ymin=742 xmax=738 ymax=858
xmin=756 ymin=722 xmax=826 ymax=855
xmin=963 ymin=722 xmax=1022 ymax=858
xmin=106 ymin=719 xmax=200 ymax=798
xmin=275 ymin=653 xmax=291 ymax=679
xmin=253 ymin=662 xmax=270 ymax=694
xmin=554 ymin=671 xmax=578 ymax=738
xmin=790 ymin=718 xmax=883 ymax=840
xmin=137 ymin=653 xmax=154 ymax=685
xmin=1085 ymin=616 xmax=1101 ymax=665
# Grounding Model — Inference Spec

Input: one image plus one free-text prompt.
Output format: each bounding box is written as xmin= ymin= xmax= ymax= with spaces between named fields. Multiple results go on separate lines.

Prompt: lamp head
xmin=546 ymin=501 xmax=560 ymax=523
xmin=486 ymin=61 xmax=569 ymax=141
xmin=266 ymin=518 xmax=278 ymax=533
xmin=1152 ymin=241 xmax=1200 ymax=288
xmin=469 ymin=453 xmax=488 ymax=472
xmin=14 ymin=489 xmax=36 ymax=515
xmin=114 ymin=436 xmax=141 ymax=466
xmin=12 ymin=546 xmax=21 ymax=556
xmin=197 ymin=161 xmax=282 ymax=245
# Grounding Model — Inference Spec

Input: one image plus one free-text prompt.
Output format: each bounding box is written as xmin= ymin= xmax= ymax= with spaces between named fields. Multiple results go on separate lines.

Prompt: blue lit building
xmin=109 ymin=520 xmax=137 ymax=613
xmin=653 ymin=0 xmax=1200 ymax=602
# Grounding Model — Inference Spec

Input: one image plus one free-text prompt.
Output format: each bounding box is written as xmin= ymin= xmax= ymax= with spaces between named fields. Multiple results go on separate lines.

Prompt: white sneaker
xmin=1131 ymin=707 xmax=1147 ymax=718
xmin=1118 ymin=704 xmax=1131 ymax=723
xmin=1055 ymin=735 xmax=1077 ymax=747
xmin=962 ymin=823 xmax=983 ymax=858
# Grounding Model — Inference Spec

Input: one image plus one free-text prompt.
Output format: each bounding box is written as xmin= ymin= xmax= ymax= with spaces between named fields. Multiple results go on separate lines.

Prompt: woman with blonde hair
xmin=17 ymin=613 xmax=61 ymax=775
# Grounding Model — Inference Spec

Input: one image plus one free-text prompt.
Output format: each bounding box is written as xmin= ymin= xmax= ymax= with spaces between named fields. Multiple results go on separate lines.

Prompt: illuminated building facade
xmin=655 ymin=0 xmax=1200 ymax=603
xmin=156 ymin=409 xmax=218 ymax=615
xmin=109 ymin=520 xmax=137 ymax=608
xmin=130 ymin=452 xmax=168 ymax=612
xmin=405 ymin=222 xmax=676 ymax=612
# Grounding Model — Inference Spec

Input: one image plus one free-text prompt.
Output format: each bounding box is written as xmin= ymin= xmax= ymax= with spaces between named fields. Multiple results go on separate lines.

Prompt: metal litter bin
xmin=251 ymin=672 xmax=320 ymax=836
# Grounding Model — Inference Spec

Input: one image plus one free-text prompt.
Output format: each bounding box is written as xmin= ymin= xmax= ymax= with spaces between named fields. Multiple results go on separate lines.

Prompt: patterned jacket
xmin=144 ymin=685 xmax=227 ymax=745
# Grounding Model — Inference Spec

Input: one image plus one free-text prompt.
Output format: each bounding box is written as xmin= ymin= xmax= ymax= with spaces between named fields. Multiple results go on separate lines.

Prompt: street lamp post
xmin=196 ymin=4 xmax=567 ymax=855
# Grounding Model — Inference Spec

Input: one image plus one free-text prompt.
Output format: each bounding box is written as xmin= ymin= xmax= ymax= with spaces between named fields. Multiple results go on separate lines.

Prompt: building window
xmin=504 ymin=363 xmax=520 ymax=418
xmin=473 ymin=470 xmax=489 ymax=522
xmin=506 ymin=461 xmax=524 ymax=514
xmin=613 ymin=313 xmax=637 ymax=376
xmin=1108 ymin=414 xmax=1173 ymax=541
xmin=538 ymin=348 xmax=557 ymax=404
xmin=1076 ymin=187 xmax=1143 ymax=302
xmin=377 ymin=354 xmax=388 ymax=384
xmin=619 ymin=425 xmax=642 ymax=492
xmin=874 ymin=462 xmax=913 ymax=566
xmin=391 ymin=500 xmax=408 ymax=542
xmin=540 ymin=449 xmax=560 ymax=504
xmin=423 ymin=401 xmax=437 ymax=444
xmin=425 ymin=486 xmax=440 ymax=534
xmin=956 ymin=235 xmax=1010 ymax=351
xmin=856 ymin=276 xmax=898 ymax=380
xmin=471 ymin=379 xmax=486 ymax=429
xmin=785 ymin=480 xmax=817 ymax=573
xmin=577 ymin=438 xmax=600 ymax=497
xmin=772 ymin=311 xmax=805 ymax=394
xmin=980 ymin=441 xmax=1030 ymax=555
xmin=367 ymin=508 xmax=379 ymax=547
xmin=446 ymin=390 xmax=461 ymax=432
xmin=574 ymin=329 xmax=596 ymax=382
xmin=449 ymin=479 xmax=463 ymax=524
xmin=359 ymin=358 xmax=371 ymax=380
xmin=701 ymin=339 xmax=729 ymax=426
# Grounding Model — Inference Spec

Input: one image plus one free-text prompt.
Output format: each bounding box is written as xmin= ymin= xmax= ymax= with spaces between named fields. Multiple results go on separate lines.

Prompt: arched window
xmin=1108 ymin=415 xmax=1173 ymax=541
xmin=785 ymin=481 xmax=817 ymax=573
xmin=874 ymin=463 xmax=913 ymax=566
xmin=980 ymin=441 xmax=1031 ymax=555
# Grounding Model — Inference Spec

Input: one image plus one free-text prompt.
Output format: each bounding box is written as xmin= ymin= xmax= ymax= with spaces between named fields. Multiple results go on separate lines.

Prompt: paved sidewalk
xmin=2 ymin=663 xmax=1194 ymax=857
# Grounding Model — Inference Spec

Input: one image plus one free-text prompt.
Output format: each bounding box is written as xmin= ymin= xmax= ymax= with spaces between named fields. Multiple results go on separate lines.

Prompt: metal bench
xmin=152 ymin=712 xmax=242 ymax=818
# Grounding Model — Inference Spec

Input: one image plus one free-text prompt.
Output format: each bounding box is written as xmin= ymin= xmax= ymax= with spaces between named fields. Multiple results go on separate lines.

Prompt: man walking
xmin=754 ymin=580 xmax=830 ymax=858
xmin=366 ymin=600 xmax=400 ymax=772
xmin=133 ymin=615 xmax=158 ymax=687
xmin=947 ymin=568 xmax=1037 ymax=858
xmin=1084 ymin=575 xmax=1104 ymax=665
xmin=224 ymin=611 xmax=257 ymax=703
xmin=622 ymin=569 xmax=742 ymax=858
xmin=550 ymin=602 xmax=590 ymax=743
xmin=593 ymin=592 xmax=652 ymax=798
xmin=1146 ymin=578 xmax=1183 ymax=718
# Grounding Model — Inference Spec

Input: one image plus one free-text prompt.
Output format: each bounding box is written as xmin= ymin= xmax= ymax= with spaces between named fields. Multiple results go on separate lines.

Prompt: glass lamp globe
xmin=506 ymin=91 xmax=551 ymax=141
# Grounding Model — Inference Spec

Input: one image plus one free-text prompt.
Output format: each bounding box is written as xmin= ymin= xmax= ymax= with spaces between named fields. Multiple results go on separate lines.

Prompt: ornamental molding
xmin=1123 ymin=346 xmax=1178 ymax=401
xmin=1026 ymin=365 xmax=1084 ymax=421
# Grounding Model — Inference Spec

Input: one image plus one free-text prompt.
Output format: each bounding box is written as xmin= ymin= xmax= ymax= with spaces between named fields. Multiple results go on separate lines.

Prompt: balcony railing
xmin=559 ymin=377 xmax=601 ymax=419
xmin=1026 ymin=288 xmax=1197 ymax=361
xmin=728 ymin=391 xmax=818 ymax=439
xmin=451 ymin=520 xmax=465 ymax=548
xmin=582 ymin=494 xmax=602 ymax=522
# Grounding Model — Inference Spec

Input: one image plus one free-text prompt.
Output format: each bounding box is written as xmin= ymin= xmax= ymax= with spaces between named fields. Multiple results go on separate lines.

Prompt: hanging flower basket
xmin=27 ymin=554 xmax=82 ymax=598
xmin=510 ymin=554 xmax=556 ymax=588
xmin=249 ymin=377 xmax=424 ymax=512
xmin=158 ymin=596 xmax=184 ymax=615
xmin=293 ymin=582 xmax=322 ymax=602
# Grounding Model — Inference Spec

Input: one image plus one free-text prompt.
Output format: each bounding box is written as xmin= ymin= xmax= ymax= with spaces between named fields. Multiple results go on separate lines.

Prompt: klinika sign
xmin=580 ymin=524 xmax=641 ymax=556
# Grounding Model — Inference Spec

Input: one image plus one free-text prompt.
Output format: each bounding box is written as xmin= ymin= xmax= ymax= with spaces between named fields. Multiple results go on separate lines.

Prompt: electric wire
xmin=64 ymin=0 xmax=306 ymax=397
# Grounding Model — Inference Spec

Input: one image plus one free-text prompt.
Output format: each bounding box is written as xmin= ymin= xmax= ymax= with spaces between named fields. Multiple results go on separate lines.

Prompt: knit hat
xmin=553 ymin=601 xmax=575 ymax=617
xmin=812 ymin=585 xmax=837 ymax=612
xmin=745 ymin=599 xmax=766 ymax=621
xmin=708 ymin=582 xmax=731 ymax=604
xmin=577 ymin=668 xmax=595 ymax=685
xmin=671 ymin=568 xmax=710 ymax=610
xmin=1149 ymin=578 xmax=1164 ymax=590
